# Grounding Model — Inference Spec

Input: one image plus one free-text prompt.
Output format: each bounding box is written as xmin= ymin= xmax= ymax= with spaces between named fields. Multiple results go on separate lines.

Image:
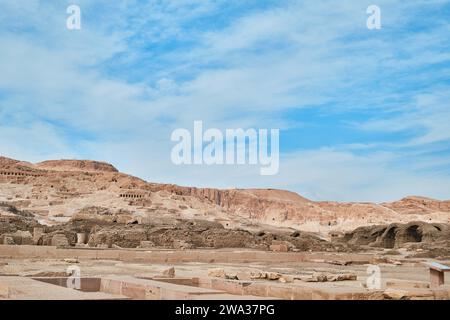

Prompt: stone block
xmin=433 ymin=287 xmax=450 ymax=300
xmin=121 ymin=282 xmax=146 ymax=299
xmin=386 ymin=280 xmax=429 ymax=289
xmin=267 ymin=284 xmax=293 ymax=300
xmin=1 ymin=236 xmax=15 ymax=245
xmin=33 ymin=227 xmax=45 ymax=244
xmin=119 ymin=250 xmax=140 ymax=261
xmin=51 ymin=234 xmax=69 ymax=247
xmin=270 ymin=244 xmax=288 ymax=252
xmin=311 ymin=289 xmax=331 ymax=300
xmin=243 ymin=282 xmax=268 ymax=297
xmin=139 ymin=241 xmax=154 ymax=248
xmin=100 ymin=278 xmax=122 ymax=296
xmin=0 ymin=283 xmax=10 ymax=298
xmin=210 ymin=279 xmax=246 ymax=295
xmin=145 ymin=286 xmax=161 ymax=300
xmin=160 ymin=288 xmax=189 ymax=300
xmin=208 ymin=268 xmax=226 ymax=278
xmin=292 ymin=286 xmax=313 ymax=300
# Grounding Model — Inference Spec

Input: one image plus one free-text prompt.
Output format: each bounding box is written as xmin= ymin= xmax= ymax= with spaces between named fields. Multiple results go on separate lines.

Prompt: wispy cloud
xmin=0 ymin=0 xmax=449 ymax=201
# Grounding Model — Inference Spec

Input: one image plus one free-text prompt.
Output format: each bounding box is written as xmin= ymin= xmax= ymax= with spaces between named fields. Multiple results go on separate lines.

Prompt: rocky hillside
xmin=1 ymin=156 xmax=449 ymax=235
xmin=36 ymin=159 xmax=119 ymax=173
xmin=336 ymin=221 xmax=450 ymax=258
xmin=381 ymin=196 xmax=450 ymax=214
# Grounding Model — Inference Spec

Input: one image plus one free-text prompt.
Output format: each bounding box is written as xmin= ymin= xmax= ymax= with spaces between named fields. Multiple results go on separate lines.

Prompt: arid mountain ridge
xmin=1 ymin=156 xmax=449 ymax=235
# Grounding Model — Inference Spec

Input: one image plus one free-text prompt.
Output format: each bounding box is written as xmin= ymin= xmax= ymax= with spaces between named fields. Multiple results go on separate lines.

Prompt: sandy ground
xmin=1 ymin=249 xmax=449 ymax=300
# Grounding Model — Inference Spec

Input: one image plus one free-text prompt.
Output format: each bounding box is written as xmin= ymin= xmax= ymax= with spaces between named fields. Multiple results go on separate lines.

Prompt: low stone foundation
xmin=0 ymin=245 xmax=374 ymax=264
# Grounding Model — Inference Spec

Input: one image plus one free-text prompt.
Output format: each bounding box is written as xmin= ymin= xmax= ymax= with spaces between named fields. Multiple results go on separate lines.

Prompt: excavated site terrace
xmin=1 ymin=157 xmax=450 ymax=300
xmin=1 ymin=246 xmax=450 ymax=300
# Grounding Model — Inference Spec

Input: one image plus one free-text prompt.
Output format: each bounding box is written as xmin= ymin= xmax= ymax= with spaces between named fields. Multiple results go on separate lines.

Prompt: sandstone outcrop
xmin=0 ymin=230 xmax=33 ymax=245
xmin=1 ymin=201 xmax=331 ymax=251
xmin=301 ymin=273 xmax=357 ymax=282
xmin=36 ymin=159 xmax=118 ymax=173
xmin=1 ymin=155 xmax=450 ymax=238
xmin=338 ymin=221 xmax=450 ymax=249
xmin=84 ymin=219 xmax=330 ymax=250
xmin=381 ymin=196 xmax=450 ymax=214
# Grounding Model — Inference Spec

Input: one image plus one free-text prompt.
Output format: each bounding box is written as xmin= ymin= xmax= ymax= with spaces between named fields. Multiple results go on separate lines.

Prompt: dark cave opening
xmin=404 ymin=225 xmax=422 ymax=243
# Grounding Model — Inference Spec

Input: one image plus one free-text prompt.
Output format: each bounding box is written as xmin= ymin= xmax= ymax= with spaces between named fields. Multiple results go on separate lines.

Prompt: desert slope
xmin=0 ymin=156 xmax=449 ymax=235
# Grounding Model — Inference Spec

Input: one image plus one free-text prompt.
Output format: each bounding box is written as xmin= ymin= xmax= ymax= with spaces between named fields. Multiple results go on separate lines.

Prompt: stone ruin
xmin=337 ymin=221 xmax=450 ymax=257
xmin=0 ymin=203 xmax=332 ymax=251
xmin=2 ymin=198 xmax=450 ymax=258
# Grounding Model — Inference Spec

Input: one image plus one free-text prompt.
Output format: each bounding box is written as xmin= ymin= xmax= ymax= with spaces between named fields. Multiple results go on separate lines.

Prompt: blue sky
xmin=0 ymin=0 xmax=450 ymax=202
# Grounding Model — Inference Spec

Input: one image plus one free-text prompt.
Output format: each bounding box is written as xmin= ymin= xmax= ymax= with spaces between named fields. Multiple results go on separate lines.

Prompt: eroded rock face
xmin=339 ymin=221 xmax=450 ymax=249
xmin=72 ymin=206 xmax=134 ymax=224
xmin=302 ymin=273 xmax=357 ymax=282
xmin=51 ymin=234 xmax=69 ymax=247
xmin=36 ymin=160 xmax=118 ymax=173
xmin=0 ymin=205 xmax=40 ymax=241
xmin=162 ymin=267 xmax=175 ymax=278
xmin=0 ymin=230 xmax=33 ymax=245
xmin=88 ymin=225 xmax=147 ymax=248
xmin=382 ymin=196 xmax=450 ymax=215
xmin=82 ymin=218 xmax=331 ymax=251
xmin=208 ymin=268 xmax=226 ymax=278
xmin=0 ymin=156 xmax=21 ymax=166
xmin=1 ymin=202 xmax=336 ymax=251
xmin=1 ymin=156 xmax=450 ymax=235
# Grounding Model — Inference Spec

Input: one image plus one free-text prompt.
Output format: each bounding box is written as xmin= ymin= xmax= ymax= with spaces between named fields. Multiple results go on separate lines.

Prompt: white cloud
xmin=0 ymin=0 xmax=449 ymax=202
xmin=357 ymin=91 xmax=450 ymax=146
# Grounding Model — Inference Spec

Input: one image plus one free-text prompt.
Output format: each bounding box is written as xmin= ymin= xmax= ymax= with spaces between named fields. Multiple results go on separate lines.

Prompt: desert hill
xmin=0 ymin=156 xmax=449 ymax=235
xmin=36 ymin=159 xmax=119 ymax=173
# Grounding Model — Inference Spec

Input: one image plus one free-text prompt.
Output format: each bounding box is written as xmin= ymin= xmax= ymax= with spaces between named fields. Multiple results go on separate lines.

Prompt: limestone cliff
xmin=1 ymin=156 xmax=449 ymax=234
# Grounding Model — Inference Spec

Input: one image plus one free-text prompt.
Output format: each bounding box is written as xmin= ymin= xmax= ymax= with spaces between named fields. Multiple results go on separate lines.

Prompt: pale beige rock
xmin=63 ymin=258 xmax=79 ymax=264
xmin=162 ymin=267 xmax=175 ymax=278
xmin=383 ymin=288 xmax=435 ymax=300
xmin=279 ymin=275 xmax=294 ymax=283
xmin=51 ymin=234 xmax=69 ymax=247
xmin=225 ymin=272 xmax=238 ymax=280
xmin=0 ymin=283 xmax=10 ymax=298
xmin=173 ymin=240 xmax=192 ymax=250
xmin=2 ymin=236 xmax=15 ymax=245
xmin=386 ymin=280 xmax=429 ymax=289
xmin=383 ymin=289 xmax=409 ymax=300
xmin=1 ymin=231 xmax=33 ymax=245
xmin=269 ymin=244 xmax=288 ymax=252
xmin=250 ymin=271 xmax=266 ymax=279
xmin=308 ymin=273 xmax=328 ymax=282
xmin=300 ymin=272 xmax=356 ymax=283
xmin=266 ymin=272 xmax=282 ymax=280
xmin=327 ymin=273 xmax=357 ymax=281
xmin=33 ymin=227 xmax=44 ymax=244
xmin=236 ymin=272 xmax=252 ymax=280
xmin=1 ymin=155 xmax=450 ymax=237
xmin=208 ymin=268 xmax=226 ymax=278
xmin=207 ymin=269 xmax=239 ymax=280
xmin=139 ymin=241 xmax=155 ymax=248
